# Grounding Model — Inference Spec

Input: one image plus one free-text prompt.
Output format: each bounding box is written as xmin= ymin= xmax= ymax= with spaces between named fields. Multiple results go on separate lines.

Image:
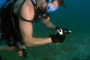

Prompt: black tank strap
xmin=19 ymin=13 xmax=33 ymax=23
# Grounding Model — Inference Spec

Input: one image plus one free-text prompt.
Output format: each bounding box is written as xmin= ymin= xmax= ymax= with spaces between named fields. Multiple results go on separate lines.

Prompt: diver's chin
xmin=39 ymin=7 xmax=47 ymax=11
xmin=42 ymin=7 xmax=47 ymax=11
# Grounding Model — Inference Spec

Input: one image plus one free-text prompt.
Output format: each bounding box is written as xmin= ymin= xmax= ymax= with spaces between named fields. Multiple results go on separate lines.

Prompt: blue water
xmin=0 ymin=0 xmax=90 ymax=60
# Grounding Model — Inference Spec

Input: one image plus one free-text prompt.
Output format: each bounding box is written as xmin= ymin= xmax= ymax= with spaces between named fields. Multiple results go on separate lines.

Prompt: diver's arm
xmin=42 ymin=18 xmax=57 ymax=31
xmin=19 ymin=2 xmax=52 ymax=47
xmin=19 ymin=19 xmax=52 ymax=46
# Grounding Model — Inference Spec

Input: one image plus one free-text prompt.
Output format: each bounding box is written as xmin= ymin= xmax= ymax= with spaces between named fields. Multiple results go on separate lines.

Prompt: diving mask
xmin=47 ymin=3 xmax=58 ymax=12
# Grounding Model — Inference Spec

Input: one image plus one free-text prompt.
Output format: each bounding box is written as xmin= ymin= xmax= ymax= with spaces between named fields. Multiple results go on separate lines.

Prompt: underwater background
xmin=0 ymin=0 xmax=90 ymax=60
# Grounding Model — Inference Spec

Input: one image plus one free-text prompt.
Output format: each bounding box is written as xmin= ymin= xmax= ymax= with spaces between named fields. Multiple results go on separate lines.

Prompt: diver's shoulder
xmin=14 ymin=0 xmax=25 ymax=15
xmin=14 ymin=0 xmax=34 ymax=15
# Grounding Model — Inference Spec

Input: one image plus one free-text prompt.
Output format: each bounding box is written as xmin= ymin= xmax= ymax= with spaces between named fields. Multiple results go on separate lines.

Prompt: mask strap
xmin=49 ymin=0 xmax=52 ymax=3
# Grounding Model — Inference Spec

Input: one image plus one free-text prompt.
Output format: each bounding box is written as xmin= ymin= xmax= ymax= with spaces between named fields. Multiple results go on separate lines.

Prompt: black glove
xmin=50 ymin=26 xmax=71 ymax=43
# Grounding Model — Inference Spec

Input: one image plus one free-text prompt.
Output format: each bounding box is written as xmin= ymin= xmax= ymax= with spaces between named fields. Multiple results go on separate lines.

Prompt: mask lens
xmin=47 ymin=3 xmax=58 ymax=12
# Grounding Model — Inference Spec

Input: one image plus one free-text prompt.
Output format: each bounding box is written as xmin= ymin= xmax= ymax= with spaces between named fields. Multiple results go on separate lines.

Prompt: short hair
xmin=46 ymin=0 xmax=65 ymax=7
xmin=58 ymin=0 xmax=64 ymax=6
xmin=51 ymin=0 xmax=64 ymax=6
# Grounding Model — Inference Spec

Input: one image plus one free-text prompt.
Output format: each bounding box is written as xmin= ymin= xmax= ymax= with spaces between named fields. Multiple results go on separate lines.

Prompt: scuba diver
xmin=0 ymin=0 xmax=71 ymax=57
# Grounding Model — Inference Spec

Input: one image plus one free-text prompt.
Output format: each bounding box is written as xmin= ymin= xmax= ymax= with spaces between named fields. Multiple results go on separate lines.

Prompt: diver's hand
xmin=50 ymin=27 xmax=72 ymax=43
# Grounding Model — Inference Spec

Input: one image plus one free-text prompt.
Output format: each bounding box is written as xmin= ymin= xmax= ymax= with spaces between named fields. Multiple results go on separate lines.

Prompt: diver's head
xmin=37 ymin=0 xmax=65 ymax=12
xmin=47 ymin=0 xmax=66 ymax=12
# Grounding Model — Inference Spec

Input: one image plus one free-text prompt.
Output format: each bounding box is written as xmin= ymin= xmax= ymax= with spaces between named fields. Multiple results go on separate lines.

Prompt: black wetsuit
xmin=1 ymin=0 xmax=24 ymax=46
xmin=0 ymin=0 xmax=49 ymax=46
